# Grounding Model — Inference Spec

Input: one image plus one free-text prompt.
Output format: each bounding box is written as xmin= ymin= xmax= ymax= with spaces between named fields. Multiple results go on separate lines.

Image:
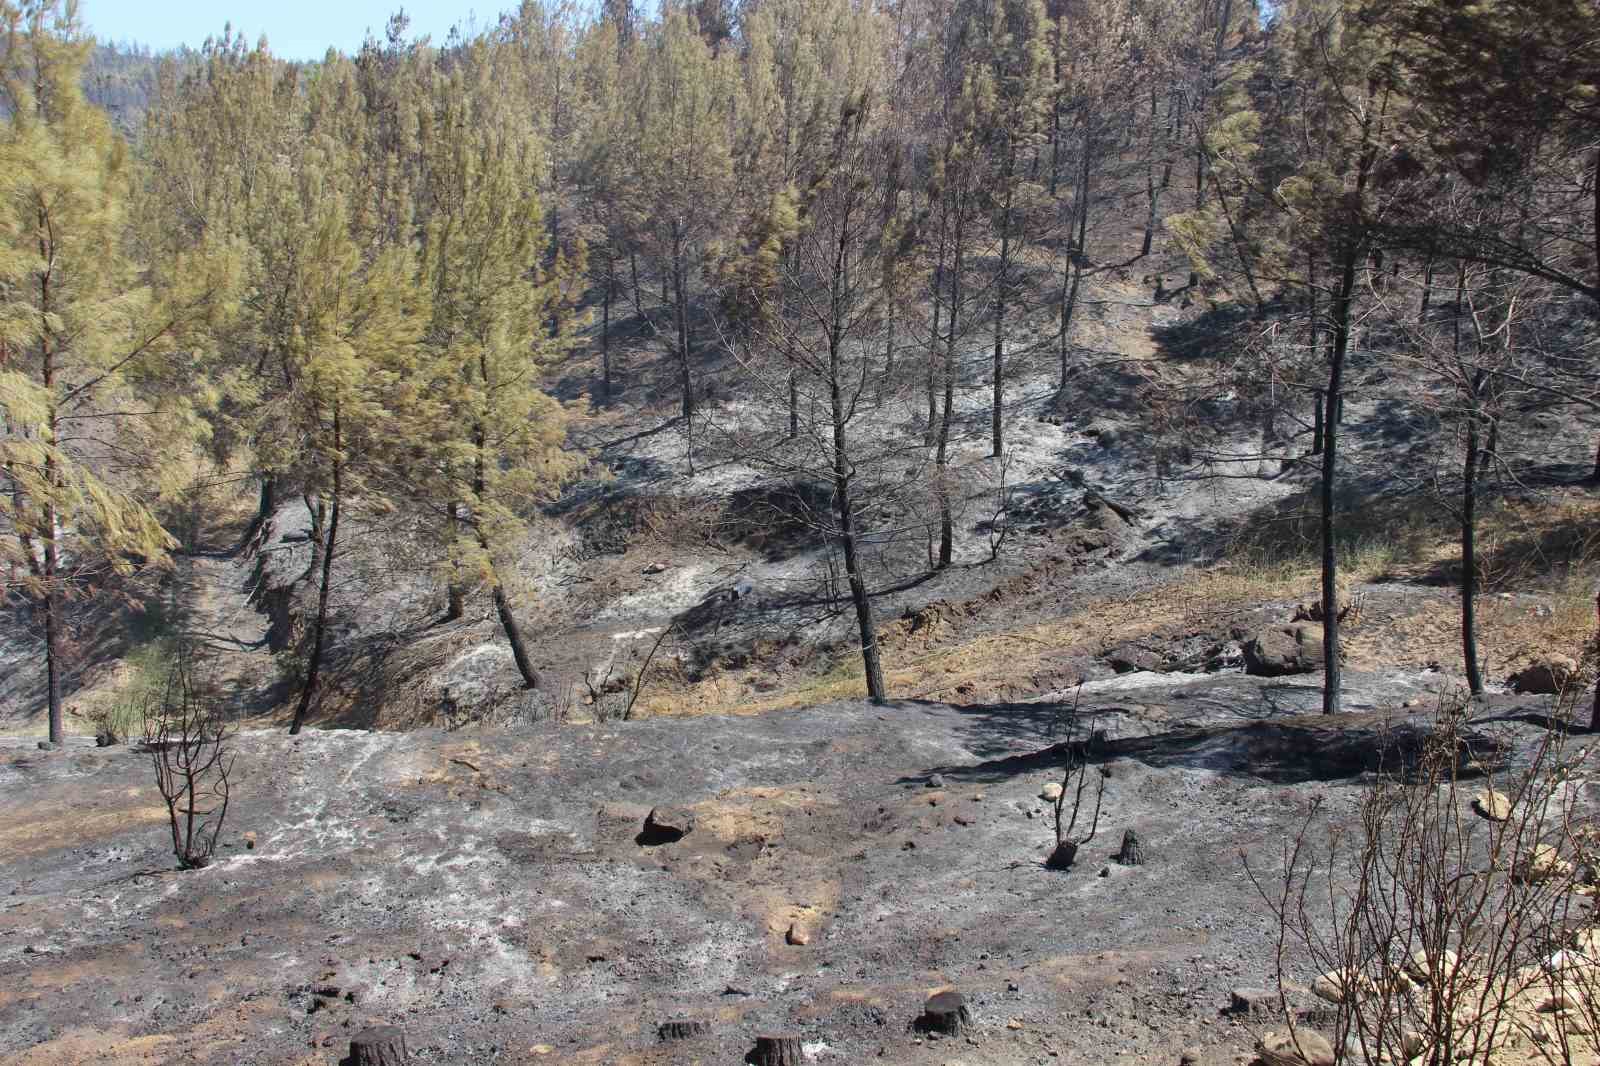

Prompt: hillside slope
xmin=0 ymin=671 xmax=1563 ymax=1066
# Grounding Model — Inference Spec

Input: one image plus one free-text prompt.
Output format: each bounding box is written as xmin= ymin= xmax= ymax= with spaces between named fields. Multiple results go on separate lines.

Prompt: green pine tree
xmin=0 ymin=0 xmax=218 ymax=743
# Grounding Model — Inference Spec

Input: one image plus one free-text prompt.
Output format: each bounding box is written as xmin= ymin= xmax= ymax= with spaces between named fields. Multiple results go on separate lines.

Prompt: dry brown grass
xmin=634 ymin=564 xmax=1305 ymax=717
xmin=635 ymin=491 xmax=1600 ymax=717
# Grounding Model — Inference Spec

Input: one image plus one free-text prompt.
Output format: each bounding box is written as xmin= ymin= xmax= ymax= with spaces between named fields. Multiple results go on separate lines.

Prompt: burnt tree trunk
xmin=1045 ymin=839 xmax=1079 ymax=869
xmin=1592 ymin=584 xmax=1600 ymax=732
xmin=601 ymin=255 xmax=613 ymax=404
xmin=672 ymin=239 xmax=694 ymax=468
xmin=992 ymin=168 xmax=1014 ymax=459
xmin=1462 ymin=395 xmax=1483 ymax=696
xmin=936 ymin=199 xmax=964 ymax=570
xmin=1059 ymin=144 xmax=1091 ymax=391
xmin=43 ymin=570 xmax=63 ymax=746
xmin=472 ymin=416 xmax=539 ymax=691
xmin=926 ymin=220 xmax=945 ymax=447
xmin=789 ymin=369 xmax=799 ymax=439
xmin=444 ymin=501 xmax=465 ymax=623
xmin=290 ymin=404 xmax=342 ymax=736
xmin=38 ymin=295 xmax=64 ymax=746
xmin=749 ymin=1034 xmax=803 ymax=1066
xmin=349 ymin=1025 xmax=409 ymax=1066
xmin=242 ymin=473 xmax=276 ymax=550
xmin=831 ymin=359 xmax=886 ymax=705
xmin=492 ymin=582 xmax=539 ymax=689
xmin=1311 ymin=388 xmax=1324 ymax=456
xmin=1141 ymin=89 xmax=1161 ymax=258
xmin=1117 ymin=828 xmax=1145 ymax=865
xmin=1321 ymin=246 xmax=1358 ymax=716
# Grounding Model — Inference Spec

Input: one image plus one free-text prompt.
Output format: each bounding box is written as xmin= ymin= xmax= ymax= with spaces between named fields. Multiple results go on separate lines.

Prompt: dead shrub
xmin=1247 ymin=687 xmax=1600 ymax=1064
xmin=142 ymin=641 xmax=235 ymax=870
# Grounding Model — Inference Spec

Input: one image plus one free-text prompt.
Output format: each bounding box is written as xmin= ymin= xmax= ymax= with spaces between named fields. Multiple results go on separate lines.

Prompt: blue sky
xmin=83 ymin=1 xmax=494 ymax=60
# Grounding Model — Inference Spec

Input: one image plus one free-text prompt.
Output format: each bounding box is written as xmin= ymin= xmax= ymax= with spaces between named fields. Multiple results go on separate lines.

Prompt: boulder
xmin=1517 ymin=843 xmax=1574 ymax=884
xmin=1257 ymin=1028 xmax=1335 ymax=1066
xmin=1310 ymin=968 xmax=1374 ymax=1005
xmin=1401 ymin=947 xmax=1465 ymax=979
xmin=1242 ymin=625 xmax=1326 ymax=677
xmin=435 ymin=644 xmax=518 ymax=722
xmin=1471 ymin=788 xmax=1512 ymax=822
xmin=1536 ymin=990 xmax=1583 ymax=1013
xmin=1040 ymin=782 xmax=1064 ymax=802
xmin=639 ymin=805 xmax=695 ymax=845
xmin=1510 ymin=655 xmax=1579 ymax=695
xmin=1105 ymin=643 xmax=1163 ymax=674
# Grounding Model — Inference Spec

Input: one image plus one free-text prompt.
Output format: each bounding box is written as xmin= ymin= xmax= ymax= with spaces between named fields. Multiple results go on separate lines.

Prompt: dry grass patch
xmin=638 ymin=565 xmax=1308 ymax=716
xmin=636 ymin=491 xmax=1600 ymax=717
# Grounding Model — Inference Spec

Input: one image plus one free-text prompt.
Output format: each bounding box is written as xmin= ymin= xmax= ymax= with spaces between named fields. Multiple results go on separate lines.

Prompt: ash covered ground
xmin=0 ymin=672 xmax=1572 ymax=1066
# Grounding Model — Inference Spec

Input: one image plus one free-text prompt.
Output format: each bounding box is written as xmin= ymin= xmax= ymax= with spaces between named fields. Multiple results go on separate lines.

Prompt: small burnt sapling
xmin=142 ymin=640 xmax=235 ymax=870
xmin=1047 ymin=707 xmax=1106 ymax=870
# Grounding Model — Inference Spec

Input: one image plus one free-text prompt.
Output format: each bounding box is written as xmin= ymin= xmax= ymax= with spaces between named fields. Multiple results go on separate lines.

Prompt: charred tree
xmin=290 ymin=404 xmax=342 ymax=735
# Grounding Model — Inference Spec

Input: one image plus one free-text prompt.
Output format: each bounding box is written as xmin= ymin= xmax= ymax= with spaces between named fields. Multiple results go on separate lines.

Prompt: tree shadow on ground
xmin=1405 ymin=493 xmax=1600 ymax=592
xmin=1146 ymin=298 xmax=1258 ymax=367
xmin=898 ymin=698 xmax=1514 ymax=788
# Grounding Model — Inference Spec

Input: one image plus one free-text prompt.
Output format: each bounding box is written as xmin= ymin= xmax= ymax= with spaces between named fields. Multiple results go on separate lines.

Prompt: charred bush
xmin=141 ymin=641 xmax=235 ymax=870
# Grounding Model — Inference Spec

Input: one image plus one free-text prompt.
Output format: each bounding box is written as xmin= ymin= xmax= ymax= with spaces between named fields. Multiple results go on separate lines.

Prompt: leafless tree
xmin=142 ymin=640 xmax=234 ymax=870
xmin=714 ymin=93 xmax=921 ymax=703
xmin=1047 ymin=700 xmax=1106 ymax=869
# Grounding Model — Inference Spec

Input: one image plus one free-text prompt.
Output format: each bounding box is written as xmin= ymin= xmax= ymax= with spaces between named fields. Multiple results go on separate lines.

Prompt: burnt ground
xmin=0 ymin=672 xmax=1577 ymax=1066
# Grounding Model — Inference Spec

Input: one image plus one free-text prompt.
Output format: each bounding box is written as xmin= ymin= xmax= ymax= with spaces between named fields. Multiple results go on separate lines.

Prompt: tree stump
xmin=349 ymin=1026 xmax=408 ymax=1066
xmin=1116 ymin=829 xmax=1144 ymax=866
xmin=1045 ymin=840 xmax=1078 ymax=870
xmin=657 ymin=1019 xmax=710 ymax=1041
xmin=748 ymin=1033 xmax=803 ymax=1065
xmin=917 ymin=990 xmax=973 ymax=1037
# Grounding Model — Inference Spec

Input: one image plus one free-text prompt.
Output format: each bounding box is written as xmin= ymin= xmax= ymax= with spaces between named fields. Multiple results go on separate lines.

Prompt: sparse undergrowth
xmin=624 ymin=491 xmax=1600 ymax=718
xmin=1251 ymin=689 xmax=1600 ymax=1065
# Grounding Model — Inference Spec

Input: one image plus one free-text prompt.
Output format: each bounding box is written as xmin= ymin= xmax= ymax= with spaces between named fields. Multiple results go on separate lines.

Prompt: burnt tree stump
xmin=1116 ymin=829 xmax=1145 ymax=866
xmin=1045 ymin=840 xmax=1079 ymax=870
xmin=916 ymin=990 xmax=973 ymax=1036
xmin=349 ymin=1026 xmax=409 ymax=1066
xmin=658 ymin=1019 xmax=710 ymax=1041
xmin=748 ymin=1033 xmax=803 ymax=1065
